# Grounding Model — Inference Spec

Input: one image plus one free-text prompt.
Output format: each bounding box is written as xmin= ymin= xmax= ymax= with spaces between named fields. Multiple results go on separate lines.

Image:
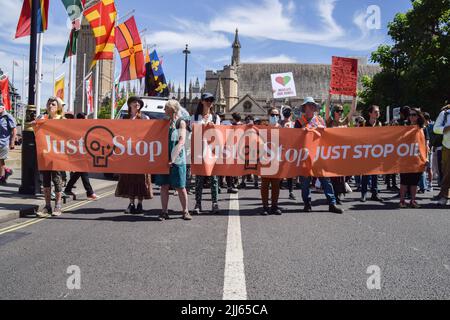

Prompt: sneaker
xmin=87 ymin=194 xmax=97 ymax=201
xmin=399 ymin=201 xmax=408 ymax=209
xmin=136 ymin=203 xmax=143 ymax=214
xmin=329 ymin=204 xmax=344 ymax=214
xmin=370 ymin=194 xmax=384 ymax=202
xmin=289 ymin=192 xmax=296 ymax=200
xmin=212 ymin=202 xmax=220 ymax=214
xmin=4 ymin=168 xmax=13 ymax=181
xmin=261 ymin=207 xmax=269 ymax=216
xmin=410 ymin=201 xmax=421 ymax=209
xmin=124 ymin=203 xmax=136 ymax=214
xmin=271 ymin=207 xmax=282 ymax=215
xmin=183 ymin=212 xmax=192 ymax=221
xmin=193 ymin=203 xmax=202 ymax=215
xmin=52 ymin=206 xmax=62 ymax=216
xmin=360 ymin=195 xmax=367 ymax=203
xmin=303 ymin=203 xmax=312 ymax=212
xmin=158 ymin=212 xmax=167 ymax=221
xmin=437 ymin=197 xmax=448 ymax=206
xmin=36 ymin=205 xmax=52 ymax=218
xmin=227 ymin=187 xmax=239 ymax=194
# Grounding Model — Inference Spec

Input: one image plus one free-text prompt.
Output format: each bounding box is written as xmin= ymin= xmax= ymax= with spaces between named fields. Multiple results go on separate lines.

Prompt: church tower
xmin=231 ymin=29 xmax=241 ymax=66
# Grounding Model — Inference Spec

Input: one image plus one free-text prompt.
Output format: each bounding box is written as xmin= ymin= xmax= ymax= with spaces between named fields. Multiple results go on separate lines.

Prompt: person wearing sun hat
xmin=294 ymin=96 xmax=344 ymax=215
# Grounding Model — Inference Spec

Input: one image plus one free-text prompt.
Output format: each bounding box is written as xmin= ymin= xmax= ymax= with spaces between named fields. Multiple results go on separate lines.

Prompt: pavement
xmin=0 ymin=146 xmax=118 ymax=223
xmin=0 ymin=178 xmax=449 ymax=300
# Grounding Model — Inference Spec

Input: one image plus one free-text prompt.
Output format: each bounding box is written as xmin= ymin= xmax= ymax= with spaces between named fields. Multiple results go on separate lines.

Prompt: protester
xmin=419 ymin=112 xmax=433 ymax=193
xmin=36 ymin=97 xmax=65 ymax=217
xmin=154 ymin=100 xmax=191 ymax=221
xmin=0 ymin=98 xmax=17 ymax=184
xmin=295 ymin=97 xmax=344 ymax=214
xmin=281 ymin=107 xmax=296 ymax=200
xmin=260 ymin=107 xmax=283 ymax=215
xmin=191 ymin=93 xmax=221 ymax=214
xmin=63 ymin=113 xmax=98 ymax=201
xmin=115 ymin=97 xmax=153 ymax=214
xmin=399 ymin=108 xmax=427 ymax=208
xmin=325 ymin=94 xmax=357 ymax=204
xmin=433 ymin=105 xmax=450 ymax=206
xmin=360 ymin=105 xmax=384 ymax=203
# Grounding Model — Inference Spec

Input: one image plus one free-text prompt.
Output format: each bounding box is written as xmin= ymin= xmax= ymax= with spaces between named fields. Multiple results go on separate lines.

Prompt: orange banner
xmin=35 ymin=120 xmax=169 ymax=174
xmin=190 ymin=125 xmax=427 ymax=178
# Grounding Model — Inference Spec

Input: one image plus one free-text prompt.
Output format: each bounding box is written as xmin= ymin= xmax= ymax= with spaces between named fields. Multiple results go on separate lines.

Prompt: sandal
xmin=182 ymin=211 xmax=192 ymax=221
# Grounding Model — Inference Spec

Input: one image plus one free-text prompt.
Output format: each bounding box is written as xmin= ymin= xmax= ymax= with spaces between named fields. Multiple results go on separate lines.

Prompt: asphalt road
xmin=0 ymin=181 xmax=449 ymax=300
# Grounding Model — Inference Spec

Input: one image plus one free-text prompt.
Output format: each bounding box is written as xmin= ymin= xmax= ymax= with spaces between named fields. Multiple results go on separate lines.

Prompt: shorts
xmin=41 ymin=171 xmax=63 ymax=192
xmin=0 ymin=146 xmax=8 ymax=160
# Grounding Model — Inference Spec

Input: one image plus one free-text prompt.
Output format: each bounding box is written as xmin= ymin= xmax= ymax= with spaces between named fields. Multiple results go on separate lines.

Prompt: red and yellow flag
xmin=54 ymin=75 xmax=65 ymax=100
xmin=83 ymin=0 xmax=117 ymax=67
xmin=15 ymin=0 xmax=49 ymax=39
xmin=115 ymin=16 xmax=145 ymax=81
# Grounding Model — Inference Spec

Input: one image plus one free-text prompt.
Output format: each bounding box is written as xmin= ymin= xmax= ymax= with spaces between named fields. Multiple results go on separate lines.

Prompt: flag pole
xmin=111 ymin=12 xmax=118 ymax=120
xmin=52 ymin=54 xmax=56 ymax=95
xmin=22 ymin=54 xmax=26 ymax=104
xmin=68 ymin=54 xmax=74 ymax=112
xmin=94 ymin=63 xmax=99 ymax=119
xmin=82 ymin=53 xmax=86 ymax=114
xmin=35 ymin=33 xmax=44 ymax=116
xmin=12 ymin=60 xmax=16 ymax=118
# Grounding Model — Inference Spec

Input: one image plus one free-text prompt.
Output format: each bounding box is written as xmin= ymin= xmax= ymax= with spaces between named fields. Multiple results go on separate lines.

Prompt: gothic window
xmin=243 ymin=101 xmax=252 ymax=113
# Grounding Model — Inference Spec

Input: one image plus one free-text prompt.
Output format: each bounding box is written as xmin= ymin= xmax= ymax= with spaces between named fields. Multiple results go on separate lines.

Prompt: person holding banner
xmin=154 ymin=100 xmax=192 ymax=221
xmin=36 ymin=97 xmax=65 ymax=217
xmin=433 ymin=105 xmax=450 ymax=206
xmin=360 ymin=105 xmax=384 ymax=203
xmin=325 ymin=94 xmax=357 ymax=204
xmin=191 ymin=93 xmax=221 ymax=215
xmin=115 ymin=97 xmax=153 ymax=214
xmin=260 ymin=107 xmax=283 ymax=216
xmin=281 ymin=107 xmax=296 ymax=201
xmin=295 ymin=97 xmax=344 ymax=214
xmin=399 ymin=108 xmax=427 ymax=208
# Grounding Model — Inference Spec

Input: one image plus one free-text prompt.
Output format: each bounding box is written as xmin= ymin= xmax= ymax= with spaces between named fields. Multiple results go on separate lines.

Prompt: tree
xmin=360 ymin=0 xmax=450 ymax=117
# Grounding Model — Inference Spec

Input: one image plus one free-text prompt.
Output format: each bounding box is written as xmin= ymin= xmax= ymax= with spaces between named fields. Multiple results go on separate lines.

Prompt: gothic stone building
xmin=204 ymin=29 xmax=382 ymax=119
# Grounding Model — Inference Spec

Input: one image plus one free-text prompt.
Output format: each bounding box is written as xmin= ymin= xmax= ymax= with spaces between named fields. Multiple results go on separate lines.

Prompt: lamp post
xmin=183 ymin=44 xmax=190 ymax=110
xmin=19 ymin=0 xmax=40 ymax=195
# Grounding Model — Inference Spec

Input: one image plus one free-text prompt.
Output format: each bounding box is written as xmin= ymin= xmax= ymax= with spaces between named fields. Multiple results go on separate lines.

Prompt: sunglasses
xmin=335 ymin=110 xmax=344 ymax=113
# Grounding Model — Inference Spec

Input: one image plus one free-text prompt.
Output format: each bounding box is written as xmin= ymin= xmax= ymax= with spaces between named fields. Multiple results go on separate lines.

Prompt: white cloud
xmin=243 ymin=54 xmax=298 ymax=63
xmin=144 ymin=18 xmax=231 ymax=52
xmin=209 ymin=0 xmax=383 ymax=50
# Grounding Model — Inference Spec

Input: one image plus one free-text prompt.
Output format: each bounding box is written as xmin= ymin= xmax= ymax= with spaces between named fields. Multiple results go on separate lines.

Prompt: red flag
xmin=0 ymin=77 xmax=11 ymax=111
xmin=329 ymin=56 xmax=358 ymax=97
xmin=15 ymin=0 xmax=49 ymax=39
xmin=115 ymin=16 xmax=145 ymax=81
xmin=86 ymin=75 xmax=94 ymax=114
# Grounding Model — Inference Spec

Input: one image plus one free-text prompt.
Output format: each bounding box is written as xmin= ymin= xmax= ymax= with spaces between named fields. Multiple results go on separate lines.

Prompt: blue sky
xmin=0 ymin=0 xmax=412 ymax=105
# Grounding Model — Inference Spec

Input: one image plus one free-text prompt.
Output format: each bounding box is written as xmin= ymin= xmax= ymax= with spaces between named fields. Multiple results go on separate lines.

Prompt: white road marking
xmin=223 ymin=192 xmax=247 ymax=300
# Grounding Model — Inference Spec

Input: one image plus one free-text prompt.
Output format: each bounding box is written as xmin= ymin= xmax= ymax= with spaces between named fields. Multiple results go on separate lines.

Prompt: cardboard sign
xmin=271 ymin=72 xmax=297 ymax=99
xmin=329 ymin=56 xmax=358 ymax=97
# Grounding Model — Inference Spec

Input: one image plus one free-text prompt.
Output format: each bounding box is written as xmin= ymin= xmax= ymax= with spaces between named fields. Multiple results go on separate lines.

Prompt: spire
xmin=215 ymin=77 xmax=226 ymax=108
xmin=195 ymin=77 xmax=200 ymax=88
xmin=231 ymin=28 xmax=241 ymax=66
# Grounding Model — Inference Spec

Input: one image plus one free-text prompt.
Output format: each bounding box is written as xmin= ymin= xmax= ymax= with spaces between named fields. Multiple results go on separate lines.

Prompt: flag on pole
xmin=83 ymin=0 xmax=117 ymax=68
xmin=15 ymin=0 xmax=49 ymax=39
xmin=115 ymin=16 xmax=146 ymax=82
xmin=0 ymin=77 xmax=11 ymax=111
xmin=62 ymin=0 xmax=85 ymax=63
xmin=86 ymin=74 xmax=94 ymax=114
xmin=147 ymin=50 xmax=169 ymax=97
xmin=54 ymin=75 xmax=65 ymax=100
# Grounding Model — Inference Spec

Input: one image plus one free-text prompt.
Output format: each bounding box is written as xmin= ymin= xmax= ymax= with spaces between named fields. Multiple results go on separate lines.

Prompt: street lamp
xmin=19 ymin=0 xmax=40 ymax=195
xmin=183 ymin=44 xmax=191 ymax=110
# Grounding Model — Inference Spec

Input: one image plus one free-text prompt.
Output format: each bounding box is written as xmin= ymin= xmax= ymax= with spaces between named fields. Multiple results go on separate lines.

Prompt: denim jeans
xmin=300 ymin=177 xmax=336 ymax=205
xmin=361 ymin=175 xmax=378 ymax=197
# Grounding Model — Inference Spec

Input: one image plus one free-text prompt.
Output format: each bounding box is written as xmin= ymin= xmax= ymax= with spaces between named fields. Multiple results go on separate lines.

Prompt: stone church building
xmin=202 ymin=29 xmax=381 ymax=119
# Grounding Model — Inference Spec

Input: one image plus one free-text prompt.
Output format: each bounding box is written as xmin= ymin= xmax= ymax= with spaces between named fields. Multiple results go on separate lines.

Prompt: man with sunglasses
xmin=295 ymin=97 xmax=344 ymax=214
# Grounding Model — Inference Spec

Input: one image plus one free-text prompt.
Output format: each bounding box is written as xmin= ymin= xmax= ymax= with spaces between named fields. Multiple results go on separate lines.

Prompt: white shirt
xmin=433 ymin=109 xmax=450 ymax=149
xmin=190 ymin=113 xmax=221 ymax=128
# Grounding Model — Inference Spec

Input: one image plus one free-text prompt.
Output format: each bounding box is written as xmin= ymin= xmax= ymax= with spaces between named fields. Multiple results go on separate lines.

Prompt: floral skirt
xmin=115 ymin=174 xmax=153 ymax=199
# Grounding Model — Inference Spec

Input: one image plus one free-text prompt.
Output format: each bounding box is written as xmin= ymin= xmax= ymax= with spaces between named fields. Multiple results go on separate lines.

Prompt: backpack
xmin=1 ymin=115 xmax=12 ymax=133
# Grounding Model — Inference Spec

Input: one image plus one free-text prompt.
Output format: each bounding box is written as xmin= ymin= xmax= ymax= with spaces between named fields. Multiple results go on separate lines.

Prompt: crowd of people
xmin=0 ymin=93 xmax=448 ymax=220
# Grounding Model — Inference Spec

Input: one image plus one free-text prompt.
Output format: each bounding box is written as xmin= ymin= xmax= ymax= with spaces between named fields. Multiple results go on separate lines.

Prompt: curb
xmin=0 ymin=183 xmax=117 ymax=224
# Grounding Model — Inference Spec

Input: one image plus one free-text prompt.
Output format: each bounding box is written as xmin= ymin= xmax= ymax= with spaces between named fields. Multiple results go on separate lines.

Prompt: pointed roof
xmin=232 ymin=28 xmax=241 ymax=48
xmin=215 ymin=77 xmax=226 ymax=106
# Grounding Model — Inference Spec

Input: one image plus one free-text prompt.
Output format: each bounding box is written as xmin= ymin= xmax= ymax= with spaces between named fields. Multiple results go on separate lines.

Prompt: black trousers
xmin=65 ymin=172 xmax=94 ymax=196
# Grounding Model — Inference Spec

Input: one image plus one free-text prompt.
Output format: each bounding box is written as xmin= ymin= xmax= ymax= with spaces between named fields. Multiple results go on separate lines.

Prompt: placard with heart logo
xmin=271 ymin=72 xmax=297 ymax=99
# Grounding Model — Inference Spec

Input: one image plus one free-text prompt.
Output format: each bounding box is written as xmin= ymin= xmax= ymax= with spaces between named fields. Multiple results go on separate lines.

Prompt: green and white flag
xmin=62 ymin=0 xmax=84 ymax=63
